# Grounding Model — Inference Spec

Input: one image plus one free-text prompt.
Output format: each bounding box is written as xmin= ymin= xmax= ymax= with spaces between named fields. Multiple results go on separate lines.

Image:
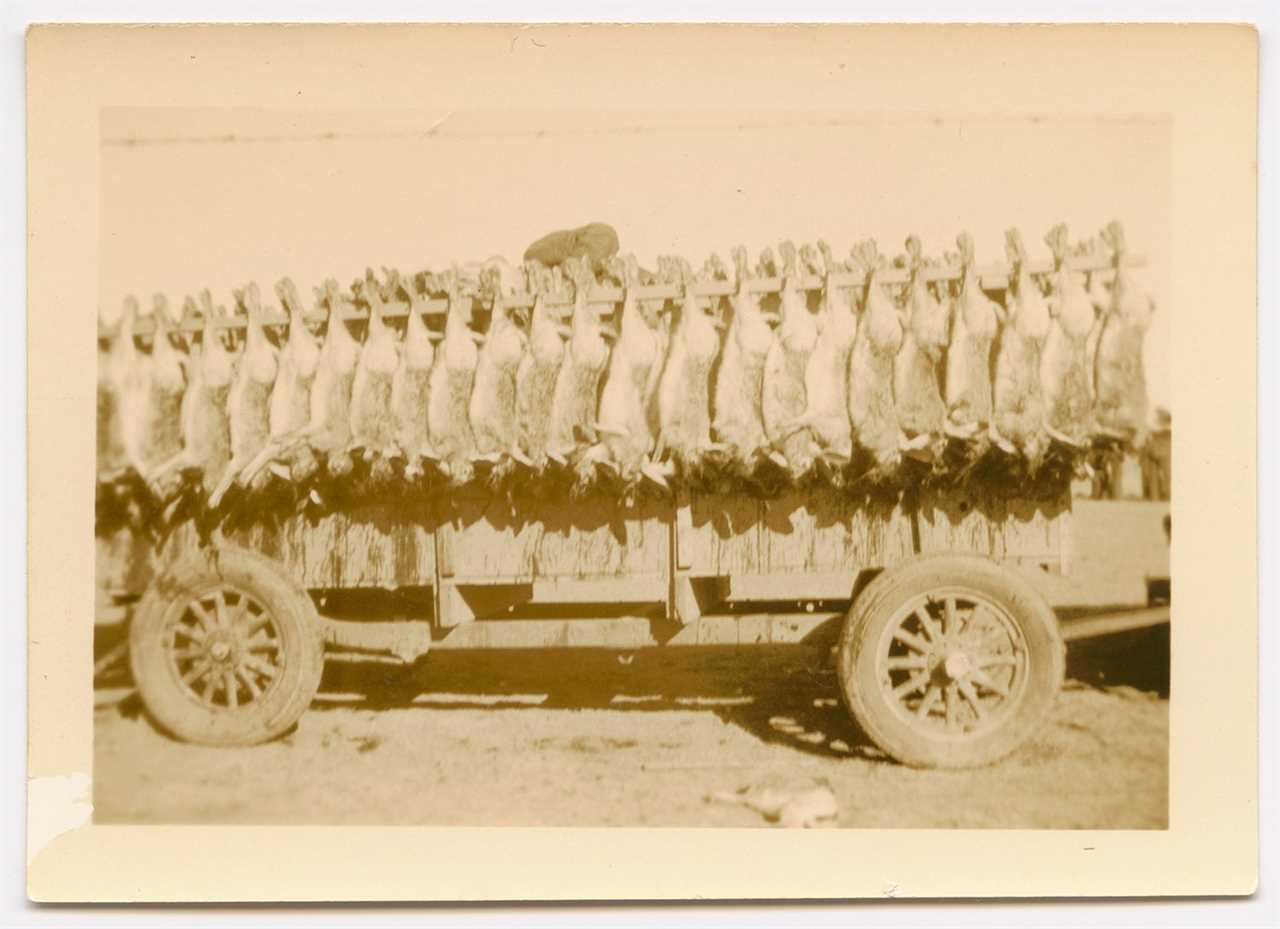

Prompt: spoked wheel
xmin=878 ymin=589 xmax=1029 ymax=739
xmin=129 ymin=546 xmax=324 ymax=746
xmin=838 ymin=553 xmax=1064 ymax=769
xmin=165 ymin=586 xmax=284 ymax=712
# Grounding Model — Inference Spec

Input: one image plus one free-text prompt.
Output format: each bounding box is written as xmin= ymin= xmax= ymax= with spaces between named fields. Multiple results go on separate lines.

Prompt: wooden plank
xmin=438 ymin=494 xmax=534 ymax=580
xmin=299 ymin=514 xmax=345 ymax=587
xmin=734 ymin=615 xmax=773 ymax=646
xmin=104 ymin=255 xmax=1148 ymax=337
xmin=204 ymin=506 xmax=439 ymax=590
xmin=317 ymin=617 xmax=432 ymax=662
xmin=254 ymin=508 xmax=437 ymax=590
xmin=725 ymin=571 xmax=855 ymax=601
xmin=762 ymin=490 xmax=916 ymax=574
xmin=531 ymin=575 xmax=665 ymax=603
xmin=665 ymin=612 xmax=841 ymax=647
xmin=432 ymin=617 xmax=654 ymax=651
xmin=102 ymin=493 xmax=1070 ymax=608
xmin=442 ymin=494 xmax=667 ymax=581
xmin=341 ymin=508 xmax=435 ymax=589
xmin=681 ymin=493 xmax=764 ymax=576
xmin=912 ymin=491 xmax=1071 ymax=563
xmin=430 ymin=612 xmax=839 ymax=651
xmin=680 ymin=491 xmax=913 ymax=583
xmin=534 ymin=503 xmax=667 ymax=578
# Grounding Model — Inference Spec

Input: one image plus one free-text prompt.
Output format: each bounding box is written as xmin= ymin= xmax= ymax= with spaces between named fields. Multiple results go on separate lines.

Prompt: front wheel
xmin=837 ymin=553 xmax=1064 ymax=769
xmin=129 ymin=546 xmax=324 ymax=746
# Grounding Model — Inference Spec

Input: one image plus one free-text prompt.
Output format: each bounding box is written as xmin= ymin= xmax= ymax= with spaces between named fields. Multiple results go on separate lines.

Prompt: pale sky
xmin=100 ymin=109 xmax=1171 ymax=413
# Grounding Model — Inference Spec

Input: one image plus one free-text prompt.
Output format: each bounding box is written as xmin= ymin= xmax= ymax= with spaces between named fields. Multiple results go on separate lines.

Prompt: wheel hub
xmin=942 ymin=650 xmax=972 ymax=681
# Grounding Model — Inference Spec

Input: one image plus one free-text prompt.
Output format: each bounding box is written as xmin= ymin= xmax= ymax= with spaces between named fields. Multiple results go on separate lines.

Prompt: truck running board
xmin=315 ymin=605 xmax=1170 ymax=661
xmin=317 ymin=611 xmax=842 ymax=657
xmin=1058 ymin=607 xmax=1170 ymax=642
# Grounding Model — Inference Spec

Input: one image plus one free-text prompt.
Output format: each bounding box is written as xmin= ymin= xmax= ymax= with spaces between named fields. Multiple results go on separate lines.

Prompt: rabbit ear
xmin=1044 ymin=223 xmax=1069 ymax=259
xmin=777 ymin=241 xmax=797 ymax=276
xmin=756 ymin=247 xmax=776 ymax=278
xmin=852 ymin=239 xmax=875 ymax=272
xmin=606 ymin=255 xmax=627 ymax=285
xmin=730 ymin=245 xmax=750 ymax=285
xmin=1104 ymin=220 xmax=1127 ymax=258
xmin=151 ymin=293 xmax=175 ymax=328
xmin=1005 ymin=228 xmax=1028 ymax=264
xmin=676 ymin=256 xmax=695 ymax=285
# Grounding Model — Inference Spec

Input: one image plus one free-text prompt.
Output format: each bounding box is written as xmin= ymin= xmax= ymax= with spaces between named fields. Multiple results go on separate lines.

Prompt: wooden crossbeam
xmin=100 ymin=254 xmax=1148 ymax=339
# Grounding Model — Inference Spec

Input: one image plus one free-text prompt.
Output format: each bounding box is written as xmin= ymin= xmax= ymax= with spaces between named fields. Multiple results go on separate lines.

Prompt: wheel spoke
xmin=240 ymin=607 xmax=269 ymax=636
xmin=243 ymin=630 xmax=279 ymax=653
xmin=214 ymin=589 xmax=231 ymax=628
xmin=200 ymin=673 xmax=217 ymax=703
xmin=915 ymin=685 xmax=942 ymax=719
xmin=957 ymin=679 xmax=986 ymax=720
xmin=181 ymin=660 xmax=213 ymax=685
xmin=944 ymin=684 xmax=957 ymax=730
xmin=977 ymin=653 xmax=1018 ymax=669
xmin=188 ymin=601 xmax=218 ymax=633
xmin=243 ymin=655 xmax=279 ymax=680
xmin=914 ymin=606 xmax=942 ymax=643
xmin=892 ymin=671 xmax=930 ymax=698
xmin=885 ymin=654 xmax=928 ymax=671
xmin=227 ymin=596 xmax=250 ymax=630
xmin=970 ymin=668 xmax=1009 ymax=697
xmin=236 ymin=666 xmax=263 ymax=700
xmin=943 ymin=597 xmax=958 ymax=638
xmin=171 ymin=646 xmax=206 ymax=661
xmin=893 ymin=629 xmax=932 ymax=655
xmin=174 ymin=622 xmax=206 ymax=644
xmin=225 ymin=671 xmax=238 ymax=709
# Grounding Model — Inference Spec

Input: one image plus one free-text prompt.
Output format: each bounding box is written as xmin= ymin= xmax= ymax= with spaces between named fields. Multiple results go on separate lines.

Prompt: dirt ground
xmin=93 ymin=623 xmax=1168 ymax=829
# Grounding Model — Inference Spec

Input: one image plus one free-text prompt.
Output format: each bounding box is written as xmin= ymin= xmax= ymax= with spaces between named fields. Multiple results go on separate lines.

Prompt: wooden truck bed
xmin=97 ymin=489 xmax=1072 ymax=637
xmin=93 ymin=487 xmax=1167 ymax=756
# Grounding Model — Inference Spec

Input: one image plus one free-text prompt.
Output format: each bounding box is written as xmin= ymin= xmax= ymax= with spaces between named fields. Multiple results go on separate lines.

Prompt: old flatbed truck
xmin=95 ymin=244 xmax=1168 ymax=768
xmin=95 ymin=486 xmax=1171 ymax=769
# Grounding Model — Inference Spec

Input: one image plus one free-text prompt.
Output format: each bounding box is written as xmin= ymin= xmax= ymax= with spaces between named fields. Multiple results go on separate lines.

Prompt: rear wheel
xmin=129 ymin=546 xmax=324 ymax=746
xmin=837 ymin=553 xmax=1064 ymax=768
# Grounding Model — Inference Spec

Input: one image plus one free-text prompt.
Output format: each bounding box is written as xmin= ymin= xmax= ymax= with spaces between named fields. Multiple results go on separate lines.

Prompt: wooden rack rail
xmin=102 ymin=254 xmax=1147 ymax=338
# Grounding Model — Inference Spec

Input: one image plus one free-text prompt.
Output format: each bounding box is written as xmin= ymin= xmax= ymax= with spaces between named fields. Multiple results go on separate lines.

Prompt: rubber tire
xmin=129 ymin=545 xmax=324 ymax=746
xmin=836 ymin=552 xmax=1065 ymax=769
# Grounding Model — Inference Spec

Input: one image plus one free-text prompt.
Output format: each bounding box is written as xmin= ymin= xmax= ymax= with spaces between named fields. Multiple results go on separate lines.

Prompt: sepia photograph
xmin=91 ymin=105 xmax=1172 ymax=828
xmin=23 ymin=21 xmax=1260 ymax=905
